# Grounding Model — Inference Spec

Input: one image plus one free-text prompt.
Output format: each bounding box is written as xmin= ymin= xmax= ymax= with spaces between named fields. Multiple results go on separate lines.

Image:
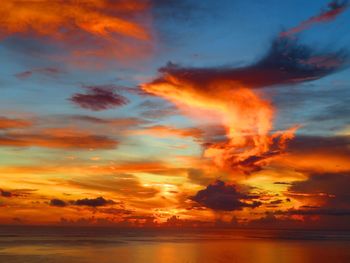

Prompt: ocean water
xmin=0 ymin=226 xmax=350 ymax=263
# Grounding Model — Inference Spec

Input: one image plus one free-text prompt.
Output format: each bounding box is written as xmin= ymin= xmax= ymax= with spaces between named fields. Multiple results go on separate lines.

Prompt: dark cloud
xmin=247 ymin=213 xmax=305 ymax=229
xmin=72 ymin=197 xmax=116 ymax=207
xmin=281 ymin=0 xmax=349 ymax=37
xmin=50 ymin=199 xmax=67 ymax=207
xmin=275 ymin=136 xmax=350 ymax=172
xmin=0 ymin=189 xmax=12 ymax=197
xmin=288 ymin=171 xmax=350 ymax=208
xmin=275 ymin=208 xmax=350 ymax=216
xmin=270 ymin=199 xmax=283 ymax=205
xmin=50 ymin=197 xmax=117 ymax=208
xmin=99 ymin=207 xmax=132 ymax=215
xmin=70 ymin=85 xmax=129 ymax=111
xmin=151 ymin=37 xmax=347 ymax=91
xmin=15 ymin=67 xmax=63 ymax=80
xmin=190 ymin=180 xmax=261 ymax=211
xmin=288 ymin=135 xmax=350 ymax=155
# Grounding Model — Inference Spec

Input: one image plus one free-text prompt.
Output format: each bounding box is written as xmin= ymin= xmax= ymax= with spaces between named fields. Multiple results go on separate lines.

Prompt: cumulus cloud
xmin=190 ymin=180 xmax=261 ymax=211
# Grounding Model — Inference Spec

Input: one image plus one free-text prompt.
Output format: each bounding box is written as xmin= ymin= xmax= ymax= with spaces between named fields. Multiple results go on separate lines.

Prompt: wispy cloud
xmin=281 ymin=0 xmax=349 ymax=37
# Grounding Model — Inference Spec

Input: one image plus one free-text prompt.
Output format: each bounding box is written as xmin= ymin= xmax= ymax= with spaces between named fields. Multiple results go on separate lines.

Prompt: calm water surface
xmin=0 ymin=227 xmax=349 ymax=263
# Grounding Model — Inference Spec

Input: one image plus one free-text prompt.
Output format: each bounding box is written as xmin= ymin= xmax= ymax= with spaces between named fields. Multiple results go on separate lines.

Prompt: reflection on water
xmin=0 ymin=227 xmax=350 ymax=263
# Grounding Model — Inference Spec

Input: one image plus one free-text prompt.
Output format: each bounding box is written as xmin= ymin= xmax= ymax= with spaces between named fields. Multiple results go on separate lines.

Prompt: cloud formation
xmin=70 ymin=85 xmax=129 ymax=111
xmin=150 ymin=37 xmax=346 ymax=90
xmin=142 ymin=35 xmax=346 ymax=173
xmin=190 ymin=180 xmax=261 ymax=211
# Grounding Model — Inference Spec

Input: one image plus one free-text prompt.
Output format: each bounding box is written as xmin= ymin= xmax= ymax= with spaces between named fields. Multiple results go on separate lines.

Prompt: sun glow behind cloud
xmin=0 ymin=0 xmax=349 ymax=228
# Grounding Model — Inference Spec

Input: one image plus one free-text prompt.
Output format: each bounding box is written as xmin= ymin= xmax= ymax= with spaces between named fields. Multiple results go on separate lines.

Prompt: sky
xmin=0 ymin=0 xmax=349 ymax=229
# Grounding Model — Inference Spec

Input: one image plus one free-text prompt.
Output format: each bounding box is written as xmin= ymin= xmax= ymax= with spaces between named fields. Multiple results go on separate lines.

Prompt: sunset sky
xmin=0 ymin=0 xmax=349 ymax=229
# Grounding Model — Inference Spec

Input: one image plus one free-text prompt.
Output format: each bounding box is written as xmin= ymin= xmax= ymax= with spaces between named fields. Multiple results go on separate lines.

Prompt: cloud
xmin=14 ymin=67 xmax=63 ymax=79
xmin=99 ymin=207 xmax=133 ymax=215
xmin=288 ymin=171 xmax=350 ymax=208
xmin=190 ymin=180 xmax=261 ymax=211
xmin=288 ymin=135 xmax=350 ymax=155
xmin=0 ymin=128 xmax=117 ymax=149
xmin=0 ymin=117 xmax=32 ymax=130
xmin=0 ymin=0 xmax=152 ymax=63
xmin=187 ymin=168 xmax=219 ymax=186
xmin=274 ymin=182 xmax=292 ymax=185
xmin=138 ymin=100 xmax=179 ymax=119
xmin=67 ymin=173 xmax=159 ymax=199
xmin=150 ymin=37 xmax=346 ymax=90
xmin=0 ymin=189 xmax=12 ymax=197
xmin=274 ymin=135 xmax=350 ymax=173
xmin=275 ymin=208 xmax=350 ymax=216
xmin=68 ymin=115 xmax=148 ymax=128
xmin=246 ymin=213 xmax=305 ymax=229
xmin=50 ymin=197 xmax=116 ymax=208
xmin=50 ymin=199 xmax=67 ymax=207
xmin=72 ymin=196 xmax=116 ymax=207
xmin=133 ymin=125 xmax=203 ymax=140
xmin=142 ymin=34 xmax=347 ymax=174
xmin=281 ymin=0 xmax=349 ymax=37
xmin=70 ymin=85 xmax=129 ymax=111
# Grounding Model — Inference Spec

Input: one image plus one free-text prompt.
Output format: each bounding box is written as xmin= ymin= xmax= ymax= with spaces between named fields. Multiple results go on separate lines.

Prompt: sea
xmin=0 ymin=226 xmax=350 ymax=263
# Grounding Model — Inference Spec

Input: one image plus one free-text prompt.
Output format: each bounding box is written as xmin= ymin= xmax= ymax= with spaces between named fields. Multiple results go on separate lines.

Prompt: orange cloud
xmin=133 ymin=125 xmax=203 ymax=140
xmin=0 ymin=127 xmax=117 ymax=149
xmin=142 ymin=75 xmax=296 ymax=174
xmin=0 ymin=0 xmax=152 ymax=62
xmin=0 ymin=117 xmax=32 ymax=129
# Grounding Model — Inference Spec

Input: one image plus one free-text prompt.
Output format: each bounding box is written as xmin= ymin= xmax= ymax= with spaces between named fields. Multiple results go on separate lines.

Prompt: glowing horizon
xmin=0 ymin=0 xmax=349 ymax=230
